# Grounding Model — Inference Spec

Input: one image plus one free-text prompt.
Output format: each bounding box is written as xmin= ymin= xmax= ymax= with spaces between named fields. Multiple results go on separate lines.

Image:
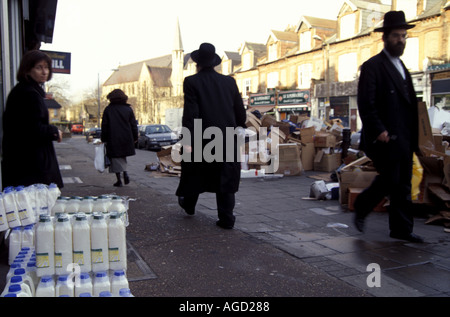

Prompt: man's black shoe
xmin=389 ymin=232 xmax=424 ymax=243
xmin=216 ymin=221 xmax=233 ymax=229
xmin=178 ymin=197 xmax=195 ymax=215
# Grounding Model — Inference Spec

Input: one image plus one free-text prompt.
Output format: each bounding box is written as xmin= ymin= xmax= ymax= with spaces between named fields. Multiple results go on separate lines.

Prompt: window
xmin=267 ymin=72 xmax=279 ymax=89
xmin=298 ymin=64 xmax=312 ymax=88
xmin=268 ymin=43 xmax=277 ymax=61
xmin=340 ymin=13 xmax=356 ymax=39
xmin=299 ymin=31 xmax=311 ymax=52
xmin=338 ymin=53 xmax=357 ymax=82
xmin=243 ymin=52 xmax=252 ymax=70
xmin=243 ymin=79 xmax=251 ymax=97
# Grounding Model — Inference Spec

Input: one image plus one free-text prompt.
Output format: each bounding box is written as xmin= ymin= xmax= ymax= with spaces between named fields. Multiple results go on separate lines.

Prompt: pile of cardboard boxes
xmin=243 ymin=111 xmax=345 ymax=176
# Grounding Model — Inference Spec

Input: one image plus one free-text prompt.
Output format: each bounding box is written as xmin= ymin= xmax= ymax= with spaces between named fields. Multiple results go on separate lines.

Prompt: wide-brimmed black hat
xmin=374 ymin=11 xmax=415 ymax=32
xmin=191 ymin=43 xmax=222 ymax=68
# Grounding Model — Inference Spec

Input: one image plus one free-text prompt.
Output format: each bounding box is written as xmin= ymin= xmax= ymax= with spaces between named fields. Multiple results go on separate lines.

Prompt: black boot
xmin=113 ymin=173 xmax=123 ymax=187
xmin=123 ymin=171 xmax=130 ymax=185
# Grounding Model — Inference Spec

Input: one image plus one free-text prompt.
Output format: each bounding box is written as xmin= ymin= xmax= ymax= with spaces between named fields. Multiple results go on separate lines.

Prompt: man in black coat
xmin=176 ymin=43 xmax=247 ymax=229
xmin=355 ymin=11 xmax=423 ymax=243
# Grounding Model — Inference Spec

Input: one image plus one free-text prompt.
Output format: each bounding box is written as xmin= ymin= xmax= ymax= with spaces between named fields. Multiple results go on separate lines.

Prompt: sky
xmin=41 ymin=0 xmax=351 ymax=99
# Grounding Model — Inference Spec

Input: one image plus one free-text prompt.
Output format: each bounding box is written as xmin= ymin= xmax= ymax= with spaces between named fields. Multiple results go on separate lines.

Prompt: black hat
xmin=374 ymin=11 xmax=415 ymax=32
xmin=191 ymin=43 xmax=222 ymax=68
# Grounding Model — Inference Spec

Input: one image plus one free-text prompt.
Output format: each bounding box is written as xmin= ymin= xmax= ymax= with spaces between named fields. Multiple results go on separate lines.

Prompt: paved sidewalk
xmin=1 ymin=136 xmax=449 ymax=299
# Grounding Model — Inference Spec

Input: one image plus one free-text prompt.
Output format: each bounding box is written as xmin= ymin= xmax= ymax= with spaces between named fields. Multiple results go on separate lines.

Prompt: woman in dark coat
xmin=2 ymin=50 xmax=63 ymax=189
xmin=176 ymin=43 xmax=247 ymax=229
xmin=101 ymin=89 xmax=138 ymax=187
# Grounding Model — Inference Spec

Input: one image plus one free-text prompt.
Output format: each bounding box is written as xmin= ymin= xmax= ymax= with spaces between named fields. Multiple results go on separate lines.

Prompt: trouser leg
xmin=179 ymin=193 xmax=199 ymax=215
xmin=216 ymin=192 xmax=236 ymax=227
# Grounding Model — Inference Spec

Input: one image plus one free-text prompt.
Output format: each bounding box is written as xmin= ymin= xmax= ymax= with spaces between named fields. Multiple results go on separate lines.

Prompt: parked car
xmin=137 ymin=124 xmax=179 ymax=151
xmin=85 ymin=127 xmax=102 ymax=140
xmin=71 ymin=124 xmax=84 ymax=134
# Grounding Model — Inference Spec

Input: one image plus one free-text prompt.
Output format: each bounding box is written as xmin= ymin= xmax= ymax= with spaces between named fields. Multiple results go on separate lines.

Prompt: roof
xmin=269 ymin=30 xmax=298 ymax=43
xmin=295 ymin=16 xmax=337 ymax=32
xmin=148 ymin=66 xmax=172 ymax=87
xmin=103 ymin=53 xmax=191 ymax=86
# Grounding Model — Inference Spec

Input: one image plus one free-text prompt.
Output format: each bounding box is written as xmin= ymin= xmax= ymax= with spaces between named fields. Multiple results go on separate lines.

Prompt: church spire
xmin=174 ymin=17 xmax=183 ymax=52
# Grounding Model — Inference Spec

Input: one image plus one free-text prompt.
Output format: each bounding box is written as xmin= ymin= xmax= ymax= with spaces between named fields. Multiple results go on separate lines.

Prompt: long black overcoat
xmin=357 ymin=50 xmax=418 ymax=163
xmin=176 ymin=68 xmax=247 ymax=196
xmin=2 ymin=80 xmax=63 ymax=189
xmin=101 ymin=102 xmax=138 ymax=158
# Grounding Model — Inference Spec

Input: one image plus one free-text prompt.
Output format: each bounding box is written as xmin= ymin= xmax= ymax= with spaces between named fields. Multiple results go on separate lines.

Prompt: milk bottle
xmin=99 ymin=291 xmax=112 ymax=297
xmin=111 ymin=270 xmax=129 ymax=296
xmin=55 ymin=275 xmax=74 ymax=297
xmin=91 ymin=213 xmax=109 ymax=272
xmin=73 ymin=213 xmax=91 ymax=273
xmin=8 ymin=227 xmax=22 ymax=265
xmin=47 ymin=183 xmax=61 ymax=211
xmin=119 ymin=288 xmax=134 ymax=297
xmin=51 ymin=196 xmax=68 ymax=216
xmin=79 ymin=196 xmax=94 ymax=214
xmin=93 ymin=271 xmax=110 ymax=297
xmin=92 ymin=195 xmax=110 ymax=214
xmin=6 ymin=263 xmax=23 ymax=280
xmin=21 ymin=224 xmax=35 ymax=249
xmin=26 ymin=260 xmax=39 ymax=287
xmin=65 ymin=196 xmax=82 ymax=214
xmin=2 ymin=284 xmax=30 ymax=297
xmin=35 ymin=276 xmax=55 ymax=297
xmin=0 ymin=193 xmax=9 ymax=232
xmin=75 ymin=272 xmax=93 ymax=297
xmin=54 ymin=214 xmax=73 ymax=275
xmin=15 ymin=186 xmax=36 ymax=226
xmin=108 ymin=212 xmax=127 ymax=271
xmin=1 ymin=275 xmax=32 ymax=297
xmin=3 ymin=186 xmax=21 ymax=228
xmin=35 ymin=214 xmax=55 ymax=277
xmin=10 ymin=268 xmax=35 ymax=296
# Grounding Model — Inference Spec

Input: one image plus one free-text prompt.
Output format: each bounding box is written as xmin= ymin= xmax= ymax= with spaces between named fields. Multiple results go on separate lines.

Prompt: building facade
xmin=231 ymin=0 xmax=450 ymax=132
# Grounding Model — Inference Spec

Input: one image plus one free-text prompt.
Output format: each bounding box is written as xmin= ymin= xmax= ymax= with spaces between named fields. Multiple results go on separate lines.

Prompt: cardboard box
xmin=313 ymin=151 xmax=341 ymax=172
xmin=314 ymin=133 xmax=336 ymax=148
xmin=261 ymin=114 xmax=277 ymax=128
xmin=337 ymin=156 xmax=378 ymax=205
xmin=274 ymin=144 xmax=303 ymax=176
xmin=347 ymin=188 xmax=387 ymax=212
xmin=300 ymin=127 xmax=315 ymax=143
xmin=246 ymin=112 xmax=261 ymax=131
xmin=418 ymin=101 xmax=434 ymax=151
xmin=300 ymin=142 xmax=315 ymax=171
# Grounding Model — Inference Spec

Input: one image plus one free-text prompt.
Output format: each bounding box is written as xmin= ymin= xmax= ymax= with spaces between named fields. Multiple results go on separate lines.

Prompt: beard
xmin=385 ymin=41 xmax=405 ymax=57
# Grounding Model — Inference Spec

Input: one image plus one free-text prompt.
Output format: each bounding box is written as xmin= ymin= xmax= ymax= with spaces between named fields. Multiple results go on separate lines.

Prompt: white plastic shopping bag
xmin=94 ymin=143 xmax=106 ymax=173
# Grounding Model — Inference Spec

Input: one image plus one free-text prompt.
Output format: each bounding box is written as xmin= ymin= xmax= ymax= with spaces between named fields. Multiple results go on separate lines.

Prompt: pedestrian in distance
xmin=176 ymin=43 xmax=247 ymax=229
xmin=101 ymin=89 xmax=138 ymax=187
xmin=2 ymin=50 xmax=64 ymax=189
xmin=354 ymin=11 xmax=423 ymax=243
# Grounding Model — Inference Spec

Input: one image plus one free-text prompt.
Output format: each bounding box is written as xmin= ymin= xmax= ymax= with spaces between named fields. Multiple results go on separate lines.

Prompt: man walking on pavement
xmin=354 ymin=11 xmax=423 ymax=243
xmin=176 ymin=43 xmax=247 ymax=229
